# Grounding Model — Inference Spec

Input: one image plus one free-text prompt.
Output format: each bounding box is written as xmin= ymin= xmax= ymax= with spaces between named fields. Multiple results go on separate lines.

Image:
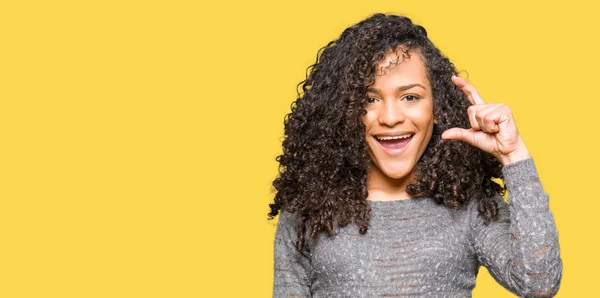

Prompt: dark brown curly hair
xmin=268 ymin=13 xmax=506 ymax=252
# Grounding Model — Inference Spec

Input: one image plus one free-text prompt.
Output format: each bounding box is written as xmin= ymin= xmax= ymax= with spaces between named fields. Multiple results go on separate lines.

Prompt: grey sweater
xmin=273 ymin=158 xmax=562 ymax=297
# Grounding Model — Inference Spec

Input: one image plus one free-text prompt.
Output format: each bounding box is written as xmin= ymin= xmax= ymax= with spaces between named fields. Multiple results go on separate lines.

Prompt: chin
xmin=381 ymin=166 xmax=412 ymax=180
xmin=385 ymin=173 xmax=409 ymax=180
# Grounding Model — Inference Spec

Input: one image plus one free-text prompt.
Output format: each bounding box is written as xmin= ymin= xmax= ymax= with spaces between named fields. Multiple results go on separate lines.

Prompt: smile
xmin=374 ymin=134 xmax=414 ymax=154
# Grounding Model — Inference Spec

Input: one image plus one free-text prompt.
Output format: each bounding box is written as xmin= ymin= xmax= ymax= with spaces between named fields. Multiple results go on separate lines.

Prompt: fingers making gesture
xmin=441 ymin=74 xmax=531 ymax=166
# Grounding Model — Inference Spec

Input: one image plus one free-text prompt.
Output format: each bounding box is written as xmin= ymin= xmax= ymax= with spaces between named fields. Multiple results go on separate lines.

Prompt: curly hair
xmin=268 ymin=13 xmax=506 ymax=252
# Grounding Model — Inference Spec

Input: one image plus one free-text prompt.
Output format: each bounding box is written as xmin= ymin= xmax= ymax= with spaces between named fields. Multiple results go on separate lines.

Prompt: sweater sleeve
xmin=469 ymin=158 xmax=563 ymax=297
xmin=273 ymin=211 xmax=312 ymax=297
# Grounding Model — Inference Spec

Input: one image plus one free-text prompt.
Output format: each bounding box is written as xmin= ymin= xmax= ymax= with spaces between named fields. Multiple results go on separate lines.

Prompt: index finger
xmin=451 ymin=74 xmax=486 ymax=105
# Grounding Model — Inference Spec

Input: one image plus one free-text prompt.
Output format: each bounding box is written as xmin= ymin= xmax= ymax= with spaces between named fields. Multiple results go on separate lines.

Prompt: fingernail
xmin=453 ymin=72 xmax=460 ymax=77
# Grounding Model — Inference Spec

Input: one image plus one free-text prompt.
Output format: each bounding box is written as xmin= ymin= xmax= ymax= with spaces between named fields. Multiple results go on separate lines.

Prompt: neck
xmin=366 ymin=166 xmax=417 ymax=201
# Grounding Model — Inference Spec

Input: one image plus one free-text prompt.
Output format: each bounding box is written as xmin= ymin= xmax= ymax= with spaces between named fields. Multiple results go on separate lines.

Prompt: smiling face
xmin=363 ymin=48 xmax=435 ymax=192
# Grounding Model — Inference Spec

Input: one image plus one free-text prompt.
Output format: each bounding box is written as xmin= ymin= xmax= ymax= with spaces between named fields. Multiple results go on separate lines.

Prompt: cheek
xmin=405 ymin=109 xmax=433 ymax=128
xmin=362 ymin=111 xmax=376 ymax=131
xmin=416 ymin=102 xmax=434 ymax=126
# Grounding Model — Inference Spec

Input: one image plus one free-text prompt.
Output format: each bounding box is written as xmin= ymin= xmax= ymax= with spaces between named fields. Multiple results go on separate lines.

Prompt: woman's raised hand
xmin=441 ymin=74 xmax=531 ymax=166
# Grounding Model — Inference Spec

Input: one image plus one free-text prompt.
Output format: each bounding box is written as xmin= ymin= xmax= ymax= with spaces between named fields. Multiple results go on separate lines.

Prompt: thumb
xmin=441 ymin=128 xmax=476 ymax=145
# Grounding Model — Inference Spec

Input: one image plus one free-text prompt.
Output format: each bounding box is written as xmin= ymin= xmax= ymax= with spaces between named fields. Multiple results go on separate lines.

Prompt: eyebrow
xmin=367 ymin=83 xmax=427 ymax=94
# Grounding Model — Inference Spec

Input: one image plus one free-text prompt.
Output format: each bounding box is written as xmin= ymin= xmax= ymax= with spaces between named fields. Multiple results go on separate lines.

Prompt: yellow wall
xmin=1 ymin=0 xmax=597 ymax=297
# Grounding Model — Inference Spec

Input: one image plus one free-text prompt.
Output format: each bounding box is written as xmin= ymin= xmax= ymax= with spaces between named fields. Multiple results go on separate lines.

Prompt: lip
xmin=373 ymin=134 xmax=413 ymax=155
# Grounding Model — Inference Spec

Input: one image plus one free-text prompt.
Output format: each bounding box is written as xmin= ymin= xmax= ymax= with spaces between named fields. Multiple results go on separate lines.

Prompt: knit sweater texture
xmin=273 ymin=158 xmax=562 ymax=297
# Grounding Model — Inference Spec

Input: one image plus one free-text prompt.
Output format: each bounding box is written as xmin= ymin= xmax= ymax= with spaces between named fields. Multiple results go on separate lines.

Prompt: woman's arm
xmin=470 ymin=158 xmax=562 ymax=297
xmin=273 ymin=211 xmax=312 ymax=297
xmin=443 ymin=75 xmax=562 ymax=296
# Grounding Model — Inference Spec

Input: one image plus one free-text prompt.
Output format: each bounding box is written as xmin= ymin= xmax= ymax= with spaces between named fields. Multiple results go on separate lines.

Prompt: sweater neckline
xmin=367 ymin=195 xmax=431 ymax=209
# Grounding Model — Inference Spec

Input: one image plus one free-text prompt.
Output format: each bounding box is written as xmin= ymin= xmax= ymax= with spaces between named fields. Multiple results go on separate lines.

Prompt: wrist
xmin=499 ymin=138 xmax=530 ymax=166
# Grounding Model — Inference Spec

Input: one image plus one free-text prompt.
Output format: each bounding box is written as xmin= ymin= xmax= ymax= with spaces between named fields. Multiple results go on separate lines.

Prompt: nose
xmin=378 ymin=99 xmax=406 ymax=127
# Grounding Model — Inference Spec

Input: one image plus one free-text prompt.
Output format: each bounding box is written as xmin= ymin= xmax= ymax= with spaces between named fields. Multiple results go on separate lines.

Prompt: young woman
xmin=269 ymin=13 xmax=562 ymax=297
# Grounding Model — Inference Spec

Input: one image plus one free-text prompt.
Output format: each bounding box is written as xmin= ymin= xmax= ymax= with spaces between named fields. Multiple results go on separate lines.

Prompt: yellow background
xmin=1 ymin=0 xmax=598 ymax=297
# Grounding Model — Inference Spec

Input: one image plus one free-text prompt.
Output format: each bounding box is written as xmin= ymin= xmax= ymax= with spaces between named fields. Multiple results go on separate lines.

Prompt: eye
xmin=366 ymin=97 xmax=379 ymax=104
xmin=403 ymin=94 xmax=420 ymax=102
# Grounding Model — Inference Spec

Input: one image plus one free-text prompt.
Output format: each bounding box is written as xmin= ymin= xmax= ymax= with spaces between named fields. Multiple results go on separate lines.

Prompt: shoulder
xmin=276 ymin=211 xmax=299 ymax=230
xmin=466 ymin=195 xmax=511 ymax=230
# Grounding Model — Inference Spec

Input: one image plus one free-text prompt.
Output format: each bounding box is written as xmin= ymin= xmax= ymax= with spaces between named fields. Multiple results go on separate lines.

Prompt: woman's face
xmin=363 ymin=49 xmax=434 ymax=182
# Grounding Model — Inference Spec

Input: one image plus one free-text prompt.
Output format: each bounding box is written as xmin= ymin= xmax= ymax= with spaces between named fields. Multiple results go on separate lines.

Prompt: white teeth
xmin=376 ymin=134 xmax=413 ymax=140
